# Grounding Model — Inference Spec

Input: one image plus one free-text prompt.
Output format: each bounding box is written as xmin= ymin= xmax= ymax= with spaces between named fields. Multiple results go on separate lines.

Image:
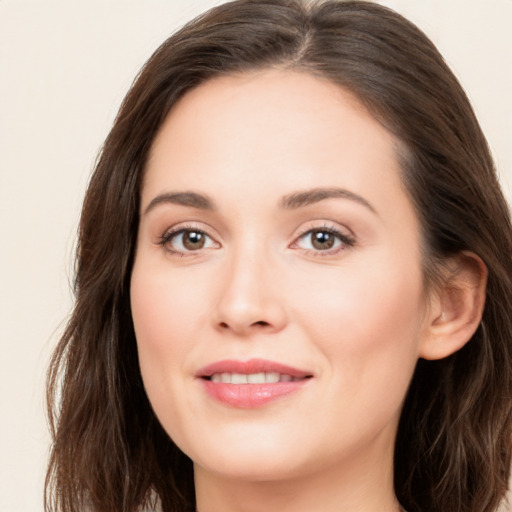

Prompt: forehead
xmin=149 ymin=69 xmax=385 ymax=164
xmin=143 ymin=69 xmax=413 ymax=223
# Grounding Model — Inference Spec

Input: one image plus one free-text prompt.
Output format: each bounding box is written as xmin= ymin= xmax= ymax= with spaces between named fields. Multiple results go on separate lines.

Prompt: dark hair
xmin=46 ymin=1 xmax=512 ymax=511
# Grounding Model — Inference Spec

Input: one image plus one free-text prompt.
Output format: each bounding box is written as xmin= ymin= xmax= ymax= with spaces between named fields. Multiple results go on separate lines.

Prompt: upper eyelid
xmin=293 ymin=228 xmax=354 ymax=245
xmin=293 ymin=221 xmax=355 ymax=240
xmin=160 ymin=222 xmax=218 ymax=239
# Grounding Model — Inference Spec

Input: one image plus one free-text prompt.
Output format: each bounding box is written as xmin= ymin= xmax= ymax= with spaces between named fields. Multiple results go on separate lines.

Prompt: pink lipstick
xmin=196 ymin=359 xmax=312 ymax=408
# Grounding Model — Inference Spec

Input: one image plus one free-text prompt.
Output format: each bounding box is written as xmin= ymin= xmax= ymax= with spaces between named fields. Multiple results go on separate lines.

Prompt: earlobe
xmin=419 ymin=251 xmax=487 ymax=361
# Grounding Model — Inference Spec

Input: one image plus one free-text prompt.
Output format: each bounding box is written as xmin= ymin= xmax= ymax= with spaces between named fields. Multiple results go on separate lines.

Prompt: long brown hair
xmin=46 ymin=1 xmax=512 ymax=511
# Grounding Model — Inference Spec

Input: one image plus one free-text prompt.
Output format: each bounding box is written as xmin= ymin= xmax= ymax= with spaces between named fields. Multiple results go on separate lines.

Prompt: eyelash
xmin=158 ymin=223 xmax=355 ymax=257
xmin=292 ymin=224 xmax=356 ymax=256
xmin=158 ymin=224 xmax=215 ymax=256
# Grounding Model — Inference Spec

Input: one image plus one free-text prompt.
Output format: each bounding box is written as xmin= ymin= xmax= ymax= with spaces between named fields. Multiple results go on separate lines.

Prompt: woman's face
xmin=131 ymin=70 xmax=432 ymax=483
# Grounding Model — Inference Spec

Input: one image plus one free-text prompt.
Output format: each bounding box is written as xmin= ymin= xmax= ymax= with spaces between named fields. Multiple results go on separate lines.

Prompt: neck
xmin=194 ymin=439 xmax=401 ymax=512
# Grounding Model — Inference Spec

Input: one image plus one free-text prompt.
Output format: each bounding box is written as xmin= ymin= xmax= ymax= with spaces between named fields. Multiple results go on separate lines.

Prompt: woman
xmin=45 ymin=1 xmax=512 ymax=511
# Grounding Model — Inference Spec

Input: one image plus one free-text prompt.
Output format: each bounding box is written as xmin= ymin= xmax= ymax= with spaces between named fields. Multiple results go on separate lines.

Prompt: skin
xmin=130 ymin=69 xmax=485 ymax=512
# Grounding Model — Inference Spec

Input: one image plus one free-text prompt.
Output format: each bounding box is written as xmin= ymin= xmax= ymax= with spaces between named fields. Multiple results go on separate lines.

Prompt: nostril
xmin=216 ymin=319 xmax=273 ymax=331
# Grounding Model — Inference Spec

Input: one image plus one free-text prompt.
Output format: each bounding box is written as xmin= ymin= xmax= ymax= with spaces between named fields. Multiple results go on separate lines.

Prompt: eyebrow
xmin=144 ymin=191 xmax=215 ymax=214
xmin=143 ymin=187 xmax=376 ymax=215
xmin=280 ymin=187 xmax=376 ymax=213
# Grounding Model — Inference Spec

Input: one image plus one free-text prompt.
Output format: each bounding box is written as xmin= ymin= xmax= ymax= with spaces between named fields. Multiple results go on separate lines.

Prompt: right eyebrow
xmin=143 ymin=191 xmax=215 ymax=215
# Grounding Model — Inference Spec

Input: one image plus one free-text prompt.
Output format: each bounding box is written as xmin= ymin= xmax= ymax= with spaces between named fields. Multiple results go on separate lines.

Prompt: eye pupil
xmin=183 ymin=231 xmax=205 ymax=250
xmin=312 ymin=231 xmax=335 ymax=250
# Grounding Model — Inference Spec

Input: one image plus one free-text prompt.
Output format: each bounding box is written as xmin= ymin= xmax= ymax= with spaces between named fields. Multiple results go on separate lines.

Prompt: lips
xmin=196 ymin=359 xmax=313 ymax=408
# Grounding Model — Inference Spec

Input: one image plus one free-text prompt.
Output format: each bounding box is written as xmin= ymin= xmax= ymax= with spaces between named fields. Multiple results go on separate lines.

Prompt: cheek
xmin=291 ymin=256 xmax=425 ymax=392
xmin=130 ymin=263 xmax=211 ymax=443
xmin=131 ymin=264 xmax=208 ymax=352
xmin=295 ymin=256 xmax=424 ymax=337
xmin=130 ymin=264 xmax=207 ymax=404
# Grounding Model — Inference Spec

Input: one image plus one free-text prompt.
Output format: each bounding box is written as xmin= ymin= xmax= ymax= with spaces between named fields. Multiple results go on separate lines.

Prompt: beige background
xmin=1 ymin=1 xmax=511 ymax=510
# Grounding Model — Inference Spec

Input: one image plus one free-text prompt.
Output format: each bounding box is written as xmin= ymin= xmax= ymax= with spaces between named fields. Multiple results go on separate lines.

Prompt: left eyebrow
xmin=279 ymin=187 xmax=377 ymax=214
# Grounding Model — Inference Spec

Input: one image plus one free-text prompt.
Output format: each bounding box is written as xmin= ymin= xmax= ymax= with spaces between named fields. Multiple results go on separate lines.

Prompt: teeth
xmin=247 ymin=372 xmax=265 ymax=384
xmin=266 ymin=372 xmax=280 ymax=383
xmin=231 ymin=373 xmax=247 ymax=384
xmin=209 ymin=372 xmax=298 ymax=384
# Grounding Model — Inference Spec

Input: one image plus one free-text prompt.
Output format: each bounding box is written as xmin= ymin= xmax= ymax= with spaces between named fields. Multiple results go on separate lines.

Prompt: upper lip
xmin=196 ymin=358 xmax=313 ymax=379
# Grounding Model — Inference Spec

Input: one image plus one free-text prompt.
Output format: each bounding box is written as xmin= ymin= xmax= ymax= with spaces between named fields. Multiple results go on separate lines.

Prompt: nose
xmin=212 ymin=248 xmax=287 ymax=336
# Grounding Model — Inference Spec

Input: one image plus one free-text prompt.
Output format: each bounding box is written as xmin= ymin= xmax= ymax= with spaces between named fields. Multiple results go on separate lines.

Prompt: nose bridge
xmin=214 ymin=235 xmax=286 ymax=334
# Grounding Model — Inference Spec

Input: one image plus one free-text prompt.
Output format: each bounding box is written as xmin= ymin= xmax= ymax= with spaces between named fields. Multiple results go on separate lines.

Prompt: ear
xmin=419 ymin=251 xmax=487 ymax=361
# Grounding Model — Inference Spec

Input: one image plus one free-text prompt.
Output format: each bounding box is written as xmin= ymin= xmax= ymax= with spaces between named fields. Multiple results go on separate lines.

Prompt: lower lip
xmin=200 ymin=379 xmax=309 ymax=408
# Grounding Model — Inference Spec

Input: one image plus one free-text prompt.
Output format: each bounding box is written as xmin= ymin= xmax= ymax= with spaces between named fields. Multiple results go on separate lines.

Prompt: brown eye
xmin=294 ymin=226 xmax=354 ymax=254
xmin=163 ymin=228 xmax=218 ymax=254
xmin=182 ymin=230 xmax=206 ymax=250
xmin=311 ymin=230 xmax=335 ymax=250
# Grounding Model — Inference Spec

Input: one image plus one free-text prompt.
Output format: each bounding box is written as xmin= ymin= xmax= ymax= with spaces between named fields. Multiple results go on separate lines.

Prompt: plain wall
xmin=1 ymin=1 xmax=511 ymax=510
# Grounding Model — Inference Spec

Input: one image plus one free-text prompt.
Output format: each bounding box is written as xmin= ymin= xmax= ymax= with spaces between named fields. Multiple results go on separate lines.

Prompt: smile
xmin=209 ymin=372 xmax=303 ymax=383
xmin=196 ymin=359 xmax=313 ymax=408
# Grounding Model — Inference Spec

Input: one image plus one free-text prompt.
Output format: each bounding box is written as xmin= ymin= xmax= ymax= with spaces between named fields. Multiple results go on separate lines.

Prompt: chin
xmin=193 ymin=449 xmax=311 ymax=483
xmin=177 ymin=424 xmax=316 ymax=482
